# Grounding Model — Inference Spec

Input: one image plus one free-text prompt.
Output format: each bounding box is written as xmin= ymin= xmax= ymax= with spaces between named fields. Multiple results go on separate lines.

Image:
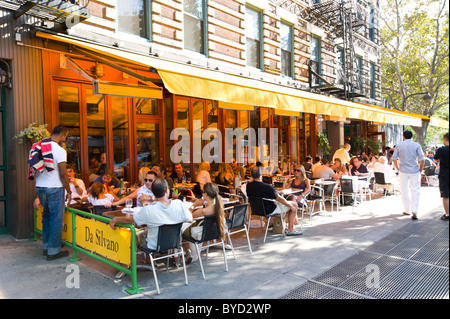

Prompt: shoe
xmin=411 ymin=214 xmax=418 ymax=221
xmin=440 ymin=214 xmax=449 ymax=221
xmin=186 ymin=255 xmax=198 ymax=264
xmin=46 ymin=250 xmax=69 ymax=261
xmin=286 ymin=230 xmax=303 ymax=236
xmin=402 ymin=212 xmax=410 ymax=216
xmin=43 ymin=250 xmax=47 ymax=256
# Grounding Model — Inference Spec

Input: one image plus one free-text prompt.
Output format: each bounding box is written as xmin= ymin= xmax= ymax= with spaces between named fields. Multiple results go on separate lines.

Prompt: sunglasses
xmin=294 ymin=169 xmax=301 ymax=172
xmin=144 ymin=178 xmax=154 ymax=182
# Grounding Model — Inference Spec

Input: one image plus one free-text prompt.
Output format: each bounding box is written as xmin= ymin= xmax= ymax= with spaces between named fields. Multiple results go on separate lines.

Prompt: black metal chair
xmin=225 ymin=203 xmax=252 ymax=259
xmin=422 ymin=165 xmax=437 ymax=186
xmin=339 ymin=178 xmax=360 ymax=208
xmin=373 ymin=172 xmax=394 ymax=196
xmin=182 ymin=214 xmax=228 ymax=279
xmin=248 ymin=196 xmax=284 ymax=243
xmin=137 ymin=222 xmax=188 ymax=295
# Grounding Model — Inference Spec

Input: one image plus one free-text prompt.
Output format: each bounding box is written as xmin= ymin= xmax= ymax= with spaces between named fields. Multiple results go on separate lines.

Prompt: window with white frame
xmin=246 ymin=5 xmax=263 ymax=70
xmin=184 ymin=0 xmax=207 ymax=54
xmin=280 ymin=21 xmax=293 ymax=78
xmin=117 ymin=0 xmax=150 ymax=39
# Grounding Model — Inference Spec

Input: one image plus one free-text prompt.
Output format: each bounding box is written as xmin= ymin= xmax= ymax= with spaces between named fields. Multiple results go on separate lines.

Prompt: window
xmin=280 ymin=21 xmax=293 ymax=78
xmin=246 ymin=6 xmax=263 ymax=70
xmin=337 ymin=47 xmax=345 ymax=85
xmin=310 ymin=35 xmax=321 ymax=85
xmin=356 ymin=56 xmax=363 ymax=92
xmin=369 ymin=62 xmax=375 ymax=99
xmin=117 ymin=0 xmax=151 ymax=39
xmin=184 ymin=0 xmax=207 ymax=55
xmin=369 ymin=5 xmax=375 ymax=42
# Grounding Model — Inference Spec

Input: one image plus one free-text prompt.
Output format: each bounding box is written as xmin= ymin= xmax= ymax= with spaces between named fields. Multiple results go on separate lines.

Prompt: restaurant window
xmin=280 ymin=21 xmax=293 ymax=78
xmin=111 ymin=96 xmax=130 ymax=181
xmin=136 ymin=122 xmax=160 ymax=171
xmin=369 ymin=4 xmax=375 ymax=42
xmin=57 ymin=84 xmax=82 ymax=174
xmin=86 ymin=89 xmax=106 ymax=182
xmin=369 ymin=62 xmax=375 ymax=99
xmin=310 ymin=35 xmax=321 ymax=85
xmin=184 ymin=0 xmax=207 ymax=55
xmin=117 ymin=0 xmax=151 ymax=39
xmin=136 ymin=98 xmax=158 ymax=115
xmin=246 ymin=5 xmax=263 ymax=70
xmin=164 ymin=96 xmax=174 ymax=171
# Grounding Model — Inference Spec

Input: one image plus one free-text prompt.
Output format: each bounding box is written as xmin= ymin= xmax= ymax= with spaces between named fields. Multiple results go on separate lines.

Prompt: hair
xmin=251 ymin=166 xmax=261 ymax=179
xmin=138 ymin=167 xmax=151 ymax=185
xmin=199 ymin=161 xmax=211 ymax=172
xmin=305 ymin=155 xmax=312 ymax=161
xmin=52 ymin=125 xmax=68 ymax=136
xmin=90 ymin=182 xmax=105 ymax=199
xmin=294 ymin=165 xmax=307 ymax=181
xmin=202 ymin=183 xmax=225 ymax=240
xmin=334 ymin=158 xmax=342 ymax=165
xmin=314 ymin=156 xmax=321 ymax=163
xmin=403 ymin=130 xmax=413 ymax=139
xmin=102 ymin=169 xmax=115 ymax=178
xmin=151 ymin=177 xmax=168 ymax=198
xmin=378 ymin=156 xmax=387 ymax=165
xmin=196 ymin=170 xmax=211 ymax=184
xmin=444 ymin=132 xmax=449 ymax=141
xmin=321 ymin=158 xmax=329 ymax=165
xmin=147 ymin=171 xmax=157 ymax=179
xmin=66 ymin=163 xmax=78 ymax=172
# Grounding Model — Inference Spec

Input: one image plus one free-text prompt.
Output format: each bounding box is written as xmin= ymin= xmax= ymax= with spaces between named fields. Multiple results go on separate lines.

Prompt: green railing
xmin=33 ymin=207 xmax=144 ymax=295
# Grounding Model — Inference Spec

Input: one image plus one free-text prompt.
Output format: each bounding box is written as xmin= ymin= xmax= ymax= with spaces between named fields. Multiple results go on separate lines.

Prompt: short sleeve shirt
xmin=392 ymin=139 xmax=425 ymax=174
xmin=136 ymin=185 xmax=155 ymax=207
xmin=35 ymin=141 xmax=67 ymax=188
xmin=133 ymin=199 xmax=192 ymax=250
xmin=434 ymin=145 xmax=449 ymax=177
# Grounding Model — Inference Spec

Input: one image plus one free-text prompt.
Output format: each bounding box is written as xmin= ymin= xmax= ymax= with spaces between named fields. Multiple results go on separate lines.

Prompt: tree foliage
xmin=380 ymin=0 xmax=449 ymax=145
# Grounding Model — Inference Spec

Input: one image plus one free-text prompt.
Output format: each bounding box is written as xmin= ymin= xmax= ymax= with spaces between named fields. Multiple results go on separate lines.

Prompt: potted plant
xmin=349 ymin=136 xmax=366 ymax=155
xmin=13 ymin=121 xmax=50 ymax=144
xmin=317 ymin=132 xmax=331 ymax=156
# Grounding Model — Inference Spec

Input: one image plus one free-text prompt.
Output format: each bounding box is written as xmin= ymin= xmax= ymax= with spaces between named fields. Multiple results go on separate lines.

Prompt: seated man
xmin=109 ymin=178 xmax=192 ymax=251
xmin=169 ymin=163 xmax=191 ymax=182
xmin=312 ymin=158 xmax=340 ymax=179
xmin=136 ymin=171 xmax=157 ymax=207
xmin=348 ymin=157 xmax=370 ymax=179
xmin=246 ymin=167 xmax=302 ymax=236
xmin=66 ymin=164 xmax=87 ymax=205
xmin=92 ymin=169 xmax=121 ymax=194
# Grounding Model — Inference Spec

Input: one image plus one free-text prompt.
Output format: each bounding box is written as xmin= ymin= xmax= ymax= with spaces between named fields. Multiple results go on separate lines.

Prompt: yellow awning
xmin=35 ymin=31 xmax=425 ymax=127
xmin=430 ymin=117 xmax=449 ymax=129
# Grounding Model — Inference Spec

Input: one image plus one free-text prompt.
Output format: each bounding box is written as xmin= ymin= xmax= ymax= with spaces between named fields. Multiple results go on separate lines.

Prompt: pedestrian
xmin=29 ymin=125 xmax=71 ymax=260
xmin=392 ymin=130 xmax=425 ymax=220
xmin=433 ymin=132 xmax=449 ymax=221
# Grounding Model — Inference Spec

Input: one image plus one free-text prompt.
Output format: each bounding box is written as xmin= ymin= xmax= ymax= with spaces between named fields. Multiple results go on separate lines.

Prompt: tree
xmin=380 ymin=0 xmax=449 ymax=145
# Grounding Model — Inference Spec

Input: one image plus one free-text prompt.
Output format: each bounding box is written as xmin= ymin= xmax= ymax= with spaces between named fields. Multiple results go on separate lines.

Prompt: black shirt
xmin=246 ymin=181 xmax=278 ymax=214
xmin=434 ymin=145 xmax=449 ymax=177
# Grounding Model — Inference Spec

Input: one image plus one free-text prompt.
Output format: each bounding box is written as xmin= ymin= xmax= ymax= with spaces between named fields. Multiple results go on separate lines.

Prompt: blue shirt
xmin=136 ymin=185 xmax=154 ymax=207
xmin=392 ymin=139 xmax=425 ymax=174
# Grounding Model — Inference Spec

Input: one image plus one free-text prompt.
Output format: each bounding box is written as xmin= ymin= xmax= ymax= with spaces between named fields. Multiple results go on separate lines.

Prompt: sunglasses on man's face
xmin=144 ymin=178 xmax=153 ymax=182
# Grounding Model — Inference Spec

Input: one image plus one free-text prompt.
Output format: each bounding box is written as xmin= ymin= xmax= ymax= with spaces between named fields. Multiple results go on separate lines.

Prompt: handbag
xmin=190 ymin=220 xmax=204 ymax=241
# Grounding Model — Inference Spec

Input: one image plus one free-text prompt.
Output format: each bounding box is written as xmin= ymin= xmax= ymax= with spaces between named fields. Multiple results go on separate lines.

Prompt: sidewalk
xmin=0 ymin=186 xmax=448 ymax=299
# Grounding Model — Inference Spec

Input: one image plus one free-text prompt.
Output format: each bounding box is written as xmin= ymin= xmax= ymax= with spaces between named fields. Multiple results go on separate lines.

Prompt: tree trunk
xmin=412 ymin=121 xmax=429 ymax=148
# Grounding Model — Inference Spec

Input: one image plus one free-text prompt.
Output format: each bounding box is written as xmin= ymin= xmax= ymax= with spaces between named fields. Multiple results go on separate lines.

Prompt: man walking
xmin=392 ymin=130 xmax=425 ymax=220
xmin=30 ymin=125 xmax=71 ymax=260
xmin=434 ymin=133 xmax=449 ymax=221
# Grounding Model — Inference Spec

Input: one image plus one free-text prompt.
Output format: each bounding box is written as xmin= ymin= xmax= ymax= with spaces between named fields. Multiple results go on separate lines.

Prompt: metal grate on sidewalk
xmin=281 ymin=218 xmax=449 ymax=299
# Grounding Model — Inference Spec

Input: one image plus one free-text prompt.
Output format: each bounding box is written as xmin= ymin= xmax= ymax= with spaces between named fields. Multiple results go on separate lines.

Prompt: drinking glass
xmin=125 ymin=199 xmax=133 ymax=209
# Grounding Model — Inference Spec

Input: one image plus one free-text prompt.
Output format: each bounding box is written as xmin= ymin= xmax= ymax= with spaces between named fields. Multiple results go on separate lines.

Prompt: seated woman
xmin=286 ymin=165 xmax=311 ymax=208
xmin=330 ymin=158 xmax=347 ymax=175
xmin=193 ymin=170 xmax=212 ymax=198
xmin=88 ymin=182 xmax=115 ymax=208
xmin=182 ymin=182 xmax=226 ymax=263
xmin=214 ymin=163 xmax=234 ymax=186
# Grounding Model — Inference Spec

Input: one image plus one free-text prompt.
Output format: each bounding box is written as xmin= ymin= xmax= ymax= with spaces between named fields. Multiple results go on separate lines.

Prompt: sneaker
xmin=46 ymin=250 xmax=69 ymax=261
xmin=286 ymin=230 xmax=303 ymax=236
xmin=440 ymin=214 xmax=449 ymax=221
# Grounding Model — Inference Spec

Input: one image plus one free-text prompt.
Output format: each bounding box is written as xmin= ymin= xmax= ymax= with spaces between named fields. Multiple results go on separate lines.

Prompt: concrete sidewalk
xmin=0 ymin=186 xmax=447 ymax=299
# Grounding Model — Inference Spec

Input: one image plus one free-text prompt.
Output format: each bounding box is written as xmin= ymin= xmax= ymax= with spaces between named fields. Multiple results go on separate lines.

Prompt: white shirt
xmin=392 ymin=139 xmax=425 ymax=174
xmin=35 ymin=141 xmax=67 ymax=188
xmin=374 ymin=163 xmax=396 ymax=184
xmin=313 ymin=165 xmax=335 ymax=179
xmin=88 ymin=193 xmax=114 ymax=206
xmin=333 ymin=148 xmax=351 ymax=165
xmin=133 ymin=199 xmax=192 ymax=250
xmin=67 ymin=178 xmax=87 ymax=205
xmin=136 ymin=185 xmax=154 ymax=207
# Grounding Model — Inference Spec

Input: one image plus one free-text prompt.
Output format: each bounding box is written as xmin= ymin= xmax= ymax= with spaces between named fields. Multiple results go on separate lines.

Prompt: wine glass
xmin=125 ymin=199 xmax=133 ymax=209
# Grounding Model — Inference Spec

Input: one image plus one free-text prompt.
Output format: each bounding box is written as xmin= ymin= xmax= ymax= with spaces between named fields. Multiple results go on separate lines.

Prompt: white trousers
xmin=399 ymin=172 xmax=421 ymax=215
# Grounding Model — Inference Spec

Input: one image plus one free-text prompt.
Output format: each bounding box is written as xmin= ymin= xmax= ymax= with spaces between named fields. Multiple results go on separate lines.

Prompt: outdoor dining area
xmin=34 ymin=154 xmax=404 ymax=295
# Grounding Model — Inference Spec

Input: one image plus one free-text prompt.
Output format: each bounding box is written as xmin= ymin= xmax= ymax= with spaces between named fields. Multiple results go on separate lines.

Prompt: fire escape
xmin=308 ymin=0 xmax=368 ymax=101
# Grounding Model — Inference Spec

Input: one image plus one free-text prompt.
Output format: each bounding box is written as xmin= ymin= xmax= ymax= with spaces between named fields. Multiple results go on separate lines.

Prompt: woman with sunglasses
xmin=287 ymin=165 xmax=311 ymax=208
